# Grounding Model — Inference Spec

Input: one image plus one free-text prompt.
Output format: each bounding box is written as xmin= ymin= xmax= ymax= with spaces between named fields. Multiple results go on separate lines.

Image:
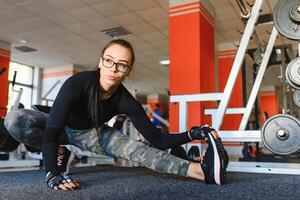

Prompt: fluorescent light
xmin=19 ymin=39 xmax=27 ymax=44
xmin=159 ymin=59 xmax=170 ymax=65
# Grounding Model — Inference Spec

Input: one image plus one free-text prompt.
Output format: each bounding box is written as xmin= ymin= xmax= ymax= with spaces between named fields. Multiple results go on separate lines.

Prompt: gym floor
xmin=1 ymin=165 xmax=300 ymax=200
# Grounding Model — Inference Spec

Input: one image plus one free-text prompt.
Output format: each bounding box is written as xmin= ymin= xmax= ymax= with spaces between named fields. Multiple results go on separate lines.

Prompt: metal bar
xmin=218 ymin=130 xmax=261 ymax=142
xmin=170 ymin=93 xmax=223 ymax=103
xmin=0 ymin=66 xmax=6 ymax=76
xmin=236 ymin=0 xmax=250 ymax=18
xmin=253 ymin=64 xmax=260 ymax=129
xmin=228 ymin=161 xmax=300 ymax=175
xmin=213 ymin=0 xmax=264 ymax=130
xmin=239 ymin=27 xmax=278 ymax=130
xmin=205 ymin=108 xmax=246 ymax=115
xmin=253 ymin=30 xmax=264 ymax=51
xmin=242 ymin=59 xmax=247 ymax=108
xmin=39 ymin=80 xmax=61 ymax=104
xmin=8 ymin=81 xmax=33 ymax=89
xmin=11 ymin=88 xmax=23 ymax=111
xmin=144 ymin=105 xmax=169 ymax=127
xmin=0 ymin=160 xmax=40 ymax=168
xmin=179 ymin=101 xmax=187 ymax=132
xmin=179 ymin=101 xmax=188 ymax=151
xmin=281 ymin=46 xmax=287 ymax=114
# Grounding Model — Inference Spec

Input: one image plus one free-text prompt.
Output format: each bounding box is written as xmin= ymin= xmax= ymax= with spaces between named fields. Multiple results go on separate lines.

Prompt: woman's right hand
xmin=46 ymin=171 xmax=81 ymax=191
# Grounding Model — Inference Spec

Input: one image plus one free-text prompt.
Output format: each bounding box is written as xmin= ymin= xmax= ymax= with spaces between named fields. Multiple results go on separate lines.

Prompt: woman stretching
xmin=4 ymin=39 xmax=228 ymax=190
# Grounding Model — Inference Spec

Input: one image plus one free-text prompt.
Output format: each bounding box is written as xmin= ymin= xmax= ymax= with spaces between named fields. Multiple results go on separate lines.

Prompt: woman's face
xmin=99 ymin=44 xmax=132 ymax=90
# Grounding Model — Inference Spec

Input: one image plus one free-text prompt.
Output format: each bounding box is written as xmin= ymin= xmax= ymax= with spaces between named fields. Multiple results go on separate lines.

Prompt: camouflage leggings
xmin=4 ymin=109 xmax=191 ymax=176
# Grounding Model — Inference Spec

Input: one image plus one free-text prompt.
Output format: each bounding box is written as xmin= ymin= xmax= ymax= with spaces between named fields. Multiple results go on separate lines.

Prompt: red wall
xmin=169 ymin=3 xmax=215 ymax=132
xmin=0 ymin=48 xmax=10 ymax=117
xmin=260 ymin=91 xmax=279 ymax=126
xmin=218 ymin=51 xmax=243 ymax=130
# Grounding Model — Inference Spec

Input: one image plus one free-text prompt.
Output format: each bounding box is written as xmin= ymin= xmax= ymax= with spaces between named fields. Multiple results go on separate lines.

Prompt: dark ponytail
xmin=88 ymin=39 xmax=135 ymax=129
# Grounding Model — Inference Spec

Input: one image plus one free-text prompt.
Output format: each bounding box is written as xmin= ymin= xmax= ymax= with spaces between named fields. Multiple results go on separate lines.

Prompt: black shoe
xmin=57 ymin=146 xmax=75 ymax=175
xmin=201 ymin=132 xmax=227 ymax=185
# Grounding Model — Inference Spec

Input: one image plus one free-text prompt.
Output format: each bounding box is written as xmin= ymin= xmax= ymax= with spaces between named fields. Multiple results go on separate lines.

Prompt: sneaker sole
xmin=208 ymin=133 xmax=224 ymax=185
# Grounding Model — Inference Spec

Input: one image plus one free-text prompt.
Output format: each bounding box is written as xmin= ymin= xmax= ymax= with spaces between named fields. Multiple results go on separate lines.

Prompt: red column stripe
xmin=41 ymin=70 xmax=78 ymax=78
xmin=169 ymin=2 xmax=214 ymax=26
xmin=0 ymin=49 xmax=10 ymax=57
xmin=169 ymin=1 xmax=199 ymax=11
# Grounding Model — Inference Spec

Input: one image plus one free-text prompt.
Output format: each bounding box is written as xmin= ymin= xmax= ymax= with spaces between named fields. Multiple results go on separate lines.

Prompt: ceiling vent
xmin=101 ymin=26 xmax=131 ymax=38
xmin=14 ymin=45 xmax=37 ymax=53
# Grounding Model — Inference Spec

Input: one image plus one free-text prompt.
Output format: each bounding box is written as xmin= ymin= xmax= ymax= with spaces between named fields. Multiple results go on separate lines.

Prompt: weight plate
xmin=290 ymin=2 xmax=300 ymax=22
xmin=294 ymin=90 xmax=300 ymax=107
xmin=289 ymin=59 xmax=300 ymax=84
xmin=253 ymin=48 xmax=264 ymax=65
xmin=274 ymin=0 xmax=300 ymax=40
xmin=262 ymin=114 xmax=300 ymax=155
xmin=286 ymin=57 xmax=300 ymax=89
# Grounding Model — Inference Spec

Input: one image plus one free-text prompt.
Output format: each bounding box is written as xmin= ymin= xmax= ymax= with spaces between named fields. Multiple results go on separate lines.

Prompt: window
xmin=7 ymin=62 xmax=33 ymax=109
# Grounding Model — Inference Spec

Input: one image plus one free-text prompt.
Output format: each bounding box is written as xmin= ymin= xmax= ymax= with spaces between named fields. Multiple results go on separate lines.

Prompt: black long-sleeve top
xmin=42 ymin=70 xmax=191 ymax=172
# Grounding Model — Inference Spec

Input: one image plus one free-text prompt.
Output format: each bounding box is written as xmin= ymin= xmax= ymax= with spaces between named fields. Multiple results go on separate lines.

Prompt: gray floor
xmin=0 ymin=165 xmax=300 ymax=200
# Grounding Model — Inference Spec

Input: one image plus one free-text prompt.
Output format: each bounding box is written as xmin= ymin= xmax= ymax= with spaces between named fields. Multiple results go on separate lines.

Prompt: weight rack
xmin=171 ymin=0 xmax=300 ymax=175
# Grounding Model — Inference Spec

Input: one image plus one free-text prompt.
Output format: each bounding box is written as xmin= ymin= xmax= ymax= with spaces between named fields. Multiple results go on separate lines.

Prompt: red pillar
xmin=169 ymin=1 xmax=215 ymax=132
xmin=259 ymin=91 xmax=279 ymax=126
xmin=217 ymin=50 xmax=243 ymax=130
xmin=0 ymin=47 xmax=10 ymax=117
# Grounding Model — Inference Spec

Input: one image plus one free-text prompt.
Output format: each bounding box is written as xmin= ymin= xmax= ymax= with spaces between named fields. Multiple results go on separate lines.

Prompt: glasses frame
xmin=101 ymin=57 xmax=130 ymax=73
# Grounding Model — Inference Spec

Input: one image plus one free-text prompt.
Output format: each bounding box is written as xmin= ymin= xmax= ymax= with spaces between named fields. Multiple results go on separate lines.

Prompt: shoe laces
xmin=216 ymin=138 xmax=226 ymax=155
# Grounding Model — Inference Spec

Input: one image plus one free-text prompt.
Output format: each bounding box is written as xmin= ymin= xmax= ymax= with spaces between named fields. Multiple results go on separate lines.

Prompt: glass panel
xmin=8 ymin=84 xmax=32 ymax=109
xmin=7 ymin=62 xmax=33 ymax=110
xmin=8 ymin=62 xmax=33 ymax=85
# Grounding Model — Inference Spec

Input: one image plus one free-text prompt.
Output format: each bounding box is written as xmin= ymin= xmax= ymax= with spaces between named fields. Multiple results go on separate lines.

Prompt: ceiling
xmin=0 ymin=0 xmax=296 ymax=95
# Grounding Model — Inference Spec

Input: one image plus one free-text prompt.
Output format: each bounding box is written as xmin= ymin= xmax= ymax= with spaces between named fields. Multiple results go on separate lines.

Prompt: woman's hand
xmin=188 ymin=125 xmax=215 ymax=140
xmin=46 ymin=171 xmax=81 ymax=191
xmin=54 ymin=181 xmax=81 ymax=191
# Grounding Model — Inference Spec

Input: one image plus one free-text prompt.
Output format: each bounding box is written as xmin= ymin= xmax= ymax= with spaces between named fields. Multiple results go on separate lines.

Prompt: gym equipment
xmin=31 ymin=105 xmax=51 ymax=114
xmin=170 ymin=0 xmax=300 ymax=174
xmin=170 ymin=146 xmax=187 ymax=160
xmin=11 ymin=71 xmax=23 ymax=111
xmin=262 ymin=114 xmax=300 ymax=155
xmin=236 ymin=0 xmax=250 ymax=19
xmin=0 ymin=67 xmax=6 ymax=76
xmin=0 ymin=118 xmax=19 ymax=152
xmin=293 ymin=90 xmax=300 ymax=107
xmin=253 ymin=48 xmax=264 ymax=65
xmin=187 ymin=146 xmax=200 ymax=162
xmin=285 ymin=57 xmax=300 ymax=89
xmin=273 ymin=0 xmax=300 ymax=40
xmin=38 ymin=79 xmax=60 ymax=106
xmin=25 ymin=145 xmax=40 ymax=153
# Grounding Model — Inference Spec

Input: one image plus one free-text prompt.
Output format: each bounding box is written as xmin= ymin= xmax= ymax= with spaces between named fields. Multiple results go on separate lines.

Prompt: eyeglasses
xmin=102 ymin=57 xmax=130 ymax=73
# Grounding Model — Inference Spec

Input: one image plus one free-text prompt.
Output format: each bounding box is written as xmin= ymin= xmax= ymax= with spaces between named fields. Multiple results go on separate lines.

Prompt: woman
xmin=4 ymin=39 xmax=228 ymax=191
